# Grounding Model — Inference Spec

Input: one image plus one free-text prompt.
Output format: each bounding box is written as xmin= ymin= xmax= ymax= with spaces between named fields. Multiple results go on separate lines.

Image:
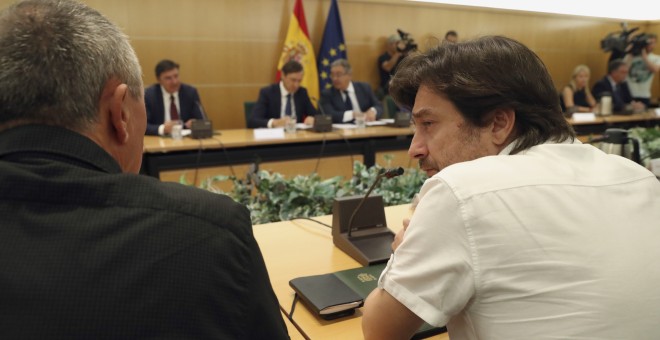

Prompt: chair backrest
xmin=383 ymin=95 xmax=398 ymax=119
xmin=244 ymin=101 xmax=256 ymax=128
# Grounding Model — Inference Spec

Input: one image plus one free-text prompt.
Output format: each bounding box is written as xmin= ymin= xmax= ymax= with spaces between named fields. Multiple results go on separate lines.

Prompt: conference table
xmin=141 ymin=124 xmax=414 ymax=180
xmin=253 ymin=204 xmax=450 ymax=339
xmin=142 ymin=111 xmax=660 ymax=185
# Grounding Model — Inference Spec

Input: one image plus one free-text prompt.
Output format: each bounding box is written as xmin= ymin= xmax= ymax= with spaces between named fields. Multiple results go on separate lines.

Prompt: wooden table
xmin=141 ymin=125 xmax=414 ymax=179
xmin=567 ymin=111 xmax=660 ymax=135
xmin=253 ymin=204 xmax=449 ymax=339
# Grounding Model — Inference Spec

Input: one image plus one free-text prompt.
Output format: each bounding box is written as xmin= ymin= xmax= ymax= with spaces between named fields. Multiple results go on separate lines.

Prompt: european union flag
xmin=317 ymin=0 xmax=347 ymax=91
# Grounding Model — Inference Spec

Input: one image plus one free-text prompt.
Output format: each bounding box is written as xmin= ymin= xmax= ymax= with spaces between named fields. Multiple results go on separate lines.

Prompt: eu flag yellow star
xmin=322 ymin=58 xmax=329 ymax=66
xmin=321 ymin=71 xmax=328 ymax=79
xmin=339 ymin=44 xmax=345 ymax=51
xmin=330 ymin=48 xmax=336 ymax=56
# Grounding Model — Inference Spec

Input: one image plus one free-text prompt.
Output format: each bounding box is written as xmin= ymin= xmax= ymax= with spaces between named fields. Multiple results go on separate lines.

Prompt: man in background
xmin=362 ymin=36 xmax=660 ymax=339
xmin=145 ymin=59 xmax=205 ymax=136
xmin=0 ymin=1 xmax=288 ymax=338
xmin=378 ymin=34 xmax=405 ymax=97
xmin=248 ymin=59 xmax=316 ymax=128
xmin=592 ymin=59 xmax=645 ymax=113
xmin=320 ymin=58 xmax=383 ymax=123
xmin=625 ymin=33 xmax=660 ymax=107
xmin=444 ymin=30 xmax=458 ymax=43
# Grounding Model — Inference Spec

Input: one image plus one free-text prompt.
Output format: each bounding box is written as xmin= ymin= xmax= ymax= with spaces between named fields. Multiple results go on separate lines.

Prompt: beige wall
xmin=2 ymin=0 xmax=659 ymax=129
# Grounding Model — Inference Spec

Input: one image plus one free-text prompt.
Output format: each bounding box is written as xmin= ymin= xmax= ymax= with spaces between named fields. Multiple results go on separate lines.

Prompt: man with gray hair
xmin=320 ymin=58 xmax=383 ymax=123
xmin=0 ymin=1 xmax=288 ymax=338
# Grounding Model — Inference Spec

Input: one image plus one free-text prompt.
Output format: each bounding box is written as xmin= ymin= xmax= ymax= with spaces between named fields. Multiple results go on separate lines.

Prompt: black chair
xmin=244 ymin=101 xmax=256 ymax=128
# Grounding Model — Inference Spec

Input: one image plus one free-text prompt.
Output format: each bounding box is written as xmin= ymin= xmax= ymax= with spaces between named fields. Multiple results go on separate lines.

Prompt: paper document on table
xmin=571 ymin=113 xmax=596 ymax=122
xmin=655 ymin=108 xmax=660 ymax=117
xmin=253 ymin=128 xmax=285 ymax=140
xmin=367 ymin=120 xmax=388 ymax=126
xmin=333 ymin=124 xmax=357 ymax=129
xmin=181 ymin=129 xmax=192 ymax=137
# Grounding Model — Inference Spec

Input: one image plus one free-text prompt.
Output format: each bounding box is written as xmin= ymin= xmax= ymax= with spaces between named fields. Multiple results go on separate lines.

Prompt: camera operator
xmin=624 ymin=33 xmax=660 ymax=107
xmin=378 ymin=30 xmax=417 ymax=97
xmin=378 ymin=34 xmax=405 ymax=97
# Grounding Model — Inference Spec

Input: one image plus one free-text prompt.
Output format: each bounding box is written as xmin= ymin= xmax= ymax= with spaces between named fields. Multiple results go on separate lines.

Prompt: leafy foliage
xmin=629 ymin=127 xmax=660 ymax=161
xmin=184 ymin=158 xmax=427 ymax=225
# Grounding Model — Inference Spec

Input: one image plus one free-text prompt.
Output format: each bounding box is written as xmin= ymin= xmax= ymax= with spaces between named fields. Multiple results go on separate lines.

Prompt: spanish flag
xmin=276 ymin=0 xmax=319 ymax=102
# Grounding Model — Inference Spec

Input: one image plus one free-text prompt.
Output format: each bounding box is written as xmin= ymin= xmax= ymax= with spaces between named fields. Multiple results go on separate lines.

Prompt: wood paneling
xmin=2 ymin=0 xmax=659 ymax=128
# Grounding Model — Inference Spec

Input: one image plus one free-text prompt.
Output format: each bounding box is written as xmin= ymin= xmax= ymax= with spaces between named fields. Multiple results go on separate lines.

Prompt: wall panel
xmin=1 ymin=0 xmax=658 ymax=129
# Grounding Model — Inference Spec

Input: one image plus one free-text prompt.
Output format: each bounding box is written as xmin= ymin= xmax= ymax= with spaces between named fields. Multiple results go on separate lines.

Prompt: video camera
xmin=601 ymin=23 xmax=650 ymax=56
xmin=396 ymin=29 xmax=418 ymax=54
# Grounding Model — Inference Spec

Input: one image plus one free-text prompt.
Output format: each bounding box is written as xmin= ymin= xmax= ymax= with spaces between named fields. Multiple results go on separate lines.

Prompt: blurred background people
xmin=145 ymin=59 xmax=205 ymax=136
xmin=320 ymin=59 xmax=383 ymax=123
xmin=592 ymin=59 xmax=644 ymax=113
xmin=248 ymin=60 xmax=316 ymax=128
xmin=562 ymin=64 xmax=596 ymax=113
xmin=378 ymin=34 xmax=405 ymax=98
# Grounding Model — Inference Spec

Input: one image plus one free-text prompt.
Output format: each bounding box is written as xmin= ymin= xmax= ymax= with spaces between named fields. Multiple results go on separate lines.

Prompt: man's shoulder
xmin=145 ymin=84 xmax=161 ymax=96
xmin=260 ymin=83 xmax=280 ymax=94
xmin=180 ymin=83 xmax=199 ymax=94
xmin=125 ymin=176 xmax=251 ymax=237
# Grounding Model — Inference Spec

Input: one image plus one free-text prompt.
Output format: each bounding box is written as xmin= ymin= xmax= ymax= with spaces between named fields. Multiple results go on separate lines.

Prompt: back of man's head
xmin=390 ymin=35 xmax=574 ymax=154
xmin=0 ymin=0 xmax=142 ymax=133
xmin=281 ymin=59 xmax=303 ymax=76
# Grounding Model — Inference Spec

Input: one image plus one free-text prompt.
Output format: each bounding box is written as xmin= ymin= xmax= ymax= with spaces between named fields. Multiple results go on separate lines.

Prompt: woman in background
xmin=562 ymin=64 xmax=596 ymax=113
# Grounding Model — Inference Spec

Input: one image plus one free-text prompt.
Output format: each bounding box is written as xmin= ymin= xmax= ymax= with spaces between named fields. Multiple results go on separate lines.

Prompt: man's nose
xmin=408 ymin=133 xmax=427 ymax=159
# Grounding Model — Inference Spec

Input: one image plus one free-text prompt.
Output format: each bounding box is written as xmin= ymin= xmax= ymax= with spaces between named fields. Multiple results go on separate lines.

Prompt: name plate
xmin=571 ymin=113 xmax=596 ymax=122
xmin=253 ymin=128 xmax=285 ymax=140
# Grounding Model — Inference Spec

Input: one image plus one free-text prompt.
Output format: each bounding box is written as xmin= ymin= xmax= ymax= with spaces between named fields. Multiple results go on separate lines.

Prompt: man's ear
xmin=108 ymin=83 xmax=129 ymax=144
xmin=490 ymin=108 xmax=516 ymax=146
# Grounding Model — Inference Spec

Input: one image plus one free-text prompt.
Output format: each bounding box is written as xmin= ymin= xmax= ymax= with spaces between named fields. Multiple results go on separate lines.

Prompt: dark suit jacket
xmin=248 ymin=83 xmax=316 ymax=128
xmin=145 ymin=83 xmax=204 ymax=135
xmin=0 ymin=125 xmax=288 ymax=339
xmin=592 ymin=76 xmax=633 ymax=112
xmin=320 ymin=81 xmax=384 ymax=123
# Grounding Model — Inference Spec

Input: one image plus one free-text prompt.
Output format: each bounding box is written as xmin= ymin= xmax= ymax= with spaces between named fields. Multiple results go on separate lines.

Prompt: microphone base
xmin=312 ymin=114 xmax=332 ymax=132
xmin=191 ymin=120 xmax=213 ymax=139
xmin=331 ymin=195 xmax=394 ymax=266
xmin=332 ymin=231 xmax=394 ymax=266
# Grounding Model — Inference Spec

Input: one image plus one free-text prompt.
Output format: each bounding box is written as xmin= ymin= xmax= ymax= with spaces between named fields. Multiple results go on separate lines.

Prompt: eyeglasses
xmin=330 ymin=72 xmax=348 ymax=79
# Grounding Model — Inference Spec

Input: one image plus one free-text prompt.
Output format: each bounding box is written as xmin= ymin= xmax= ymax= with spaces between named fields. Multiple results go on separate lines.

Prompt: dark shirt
xmin=572 ymin=88 xmax=590 ymax=108
xmin=592 ymin=76 xmax=634 ymax=113
xmin=378 ymin=52 xmax=403 ymax=95
xmin=0 ymin=125 xmax=288 ymax=339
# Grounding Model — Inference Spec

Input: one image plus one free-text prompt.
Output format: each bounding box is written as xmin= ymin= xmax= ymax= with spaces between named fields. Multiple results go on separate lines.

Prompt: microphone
xmin=310 ymin=96 xmax=332 ymax=133
xmin=191 ymin=101 xmax=213 ymax=139
xmin=347 ymin=167 xmax=404 ymax=238
xmin=196 ymin=101 xmax=208 ymax=120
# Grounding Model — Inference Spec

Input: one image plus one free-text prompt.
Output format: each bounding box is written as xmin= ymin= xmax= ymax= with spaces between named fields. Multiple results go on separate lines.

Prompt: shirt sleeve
xmin=378 ymin=177 xmax=476 ymax=327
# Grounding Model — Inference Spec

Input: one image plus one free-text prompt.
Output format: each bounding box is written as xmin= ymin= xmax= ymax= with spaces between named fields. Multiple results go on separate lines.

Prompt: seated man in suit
xmin=248 ymin=60 xmax=316 ymax=128
xmin=592 ymin=59 xmax=644 ymax=113
xmin=145 ymin=59 xmax=205 ymax=136
xmin=321 ymin=59 xmax=384 ymax=124
xmin=0 ymin=1 xmax=288 ymax=338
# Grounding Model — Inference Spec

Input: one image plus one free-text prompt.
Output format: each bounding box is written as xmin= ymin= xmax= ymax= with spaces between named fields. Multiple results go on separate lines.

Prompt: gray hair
xmin=0 ymin=0 xmax=142 ymax=132
xmin=330 ymin=58 xmax=352 ymax=75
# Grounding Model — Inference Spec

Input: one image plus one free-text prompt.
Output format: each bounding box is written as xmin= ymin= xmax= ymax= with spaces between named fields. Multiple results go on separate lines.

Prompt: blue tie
xmin=284 ymin=94 xmax=292 ymax=116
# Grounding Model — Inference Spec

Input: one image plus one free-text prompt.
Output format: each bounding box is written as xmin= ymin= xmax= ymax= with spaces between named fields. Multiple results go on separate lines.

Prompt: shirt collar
xmin=279 ymin=82 xmax=291 ymax=97
xmin=160 ymin=86 xmax=178 ymax=99
xmin=499 ymin=137 xmax=582 ymax=156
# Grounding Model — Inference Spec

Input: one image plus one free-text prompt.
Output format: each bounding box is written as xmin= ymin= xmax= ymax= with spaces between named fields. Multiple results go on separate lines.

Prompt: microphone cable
xmin=291 ymin=217 xmax=331 ymax=229
xmin=211 ymin=136 xmax=237 ymax=178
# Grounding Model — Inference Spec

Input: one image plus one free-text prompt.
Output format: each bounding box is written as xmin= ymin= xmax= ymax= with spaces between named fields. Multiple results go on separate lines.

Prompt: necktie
xmin=170 ymin=95 xmax=179 ymax=121
xmin=343 ymin=91 xmax=353 ymax=111
xmin=612 ymin=84 xmax=623 ymax=109
xmin=284 ymin=94 xmax=292 ymax=116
